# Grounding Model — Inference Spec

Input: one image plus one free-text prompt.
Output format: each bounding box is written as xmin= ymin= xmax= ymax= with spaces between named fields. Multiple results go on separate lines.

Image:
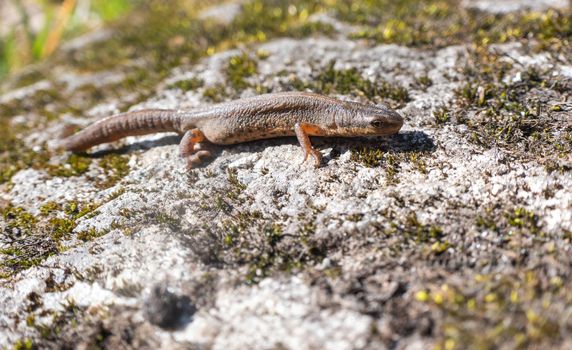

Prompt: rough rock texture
xmin=1 ymin=0 xmax=571 ymax=349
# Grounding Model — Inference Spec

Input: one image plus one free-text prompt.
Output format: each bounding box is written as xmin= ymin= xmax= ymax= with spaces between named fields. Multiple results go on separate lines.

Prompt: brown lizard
xmin=62 ymin=92 xmax=404 ymax=168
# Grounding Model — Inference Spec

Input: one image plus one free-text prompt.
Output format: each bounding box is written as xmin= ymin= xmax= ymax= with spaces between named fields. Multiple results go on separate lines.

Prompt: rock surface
xmin=1 ymin=0 xmax=571 ymax=349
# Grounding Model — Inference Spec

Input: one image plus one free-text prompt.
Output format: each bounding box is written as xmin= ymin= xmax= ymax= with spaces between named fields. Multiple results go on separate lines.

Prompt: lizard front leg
xmin=294 ymin=122 xmax=326 ymax=168
xmin=179 ymin=129 xmax=211 ymax=169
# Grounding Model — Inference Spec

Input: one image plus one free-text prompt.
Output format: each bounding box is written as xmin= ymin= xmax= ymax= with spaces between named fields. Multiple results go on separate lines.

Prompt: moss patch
xmin=227 ymin=52 xmax=258 ymax=91
xmin=1 ymin=200 xmax=101 ymax=277
xmin=180 ymin=173 xmax=326 ymax=284
xmin=288 ymin=60 xmax=410 ymax=107
xmin=46 ymin=154 xmax=92 ymax=178
xmin=418 ymin=269 xmax=567 ymax=349
xmin=351 ymin=147 xmax=431 ymax=185
xmin=96 ymin=154 xmax=130 ymax=189
xmin=449 ymin=46 xmax=571 ymax=169
xmin=167 ymin=77 xmax=204 ymax=91
xmin=332 ymin=0 xmax=571 ymax=50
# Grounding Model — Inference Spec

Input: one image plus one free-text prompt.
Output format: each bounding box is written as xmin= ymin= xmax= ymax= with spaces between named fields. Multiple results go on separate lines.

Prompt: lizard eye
xmin=370 ymin=120 xmax=385 ymax=128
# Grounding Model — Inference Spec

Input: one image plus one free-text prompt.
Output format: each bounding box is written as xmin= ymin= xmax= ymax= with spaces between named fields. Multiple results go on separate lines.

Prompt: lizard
xmin=61 ymin=91 xmax=404 ymax=168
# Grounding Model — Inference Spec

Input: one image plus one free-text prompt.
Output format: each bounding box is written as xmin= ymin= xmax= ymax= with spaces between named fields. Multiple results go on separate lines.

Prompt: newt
xmin=62 ymin=92 xmax=404 ymax=168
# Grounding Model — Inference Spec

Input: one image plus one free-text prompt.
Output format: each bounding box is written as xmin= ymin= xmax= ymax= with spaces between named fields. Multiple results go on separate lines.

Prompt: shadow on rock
xmin=144 ymin=284 xmax=197 ymax=330
xmin=323 ymin=130 xmax=435 ymax=163
xmin=82 ymin=130 xmax=434 ymax=168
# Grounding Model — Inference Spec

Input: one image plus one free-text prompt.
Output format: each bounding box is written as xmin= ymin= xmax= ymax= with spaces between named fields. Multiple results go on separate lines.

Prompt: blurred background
xmin=1 ymin=0 xmax=570 ymax=81
xmin=0 ymin=0 xmax=133 ymax=78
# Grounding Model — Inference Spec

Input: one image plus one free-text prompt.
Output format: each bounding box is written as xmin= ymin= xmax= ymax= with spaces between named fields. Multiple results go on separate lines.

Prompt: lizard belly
xmin=199 ymin=114 xmax=301 ymax=145
xmin=203 ymin=125 xmax=296 ymax=145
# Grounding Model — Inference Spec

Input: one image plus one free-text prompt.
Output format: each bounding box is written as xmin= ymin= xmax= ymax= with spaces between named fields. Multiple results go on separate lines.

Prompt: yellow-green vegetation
xmin=433 ymin=106 xmax=450 ymax=125
xmin=227 ymin=0 xmax=334 ymax=45
xmin=0 ymin=0 xmax=133 ymax=78
xmin=351 ymin=147 xmax=431 ymax=184
xmin=12 ymin=338 xmax=34 ymax=350
xmin=0 ymin=121 xmax=45 ymax=184
xmin=0 ymin=200 xmax=101 ymax=278
xmin=477 ymin=206 xmax=544 ymax=237
xmin=202 ymin=84 xmax=227 ymax=102
xmin=415 ymin=74 xmax=433 ymax=91
xmin=449 ymin=46 xmax=571 ymax=170
xmin=417 ymin=269 xmax=567 ymax=349
xmin=402 ymin=205 xmax=567 ymax=348
xmin=25 ymin=298 xmax=85 ymax=343
xmin=289 ymin=60 xmax=410 ymax=107
xmin=96 ymin=154 xmax=130 ymax=189
xmin=385 ymin=212 xmax=452 ymax=255
xmin=46 ymin=153 xmax=92 ymax=177
xmin=167 ymin=77 xmax=204 ymax=91
xmin=227 ymin=53 xmax=258 ymax=90
xmin=144 ymin=210 xmax=183 ymax=231
xmin=336 ymin=1 xmax=571 ymax=49
xmin=76 ymin=227 xmax=108 ymax=241
xmin=180 ymin=174 xmax=325 ymax=284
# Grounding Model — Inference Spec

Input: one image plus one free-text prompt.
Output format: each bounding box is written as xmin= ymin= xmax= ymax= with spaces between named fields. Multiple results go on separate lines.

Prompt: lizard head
xmin=337 ymin=101 xmax=404 ymax=136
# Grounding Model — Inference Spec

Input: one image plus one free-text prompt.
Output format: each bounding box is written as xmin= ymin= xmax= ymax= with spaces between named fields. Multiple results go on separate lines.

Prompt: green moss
xmin=96 ymin=154 xmax=130 ymax=189
xmin=431 ymin=241 xmax=450 ymax=254
xmin=11 ymin=69 xmax=47 ymax=89
xmin=419 ymin=268 xmax=567 ymax=349
xmin=12 ymin=338 xmax=34 ymax=350
xmin=506 ymin=207 xmax=542 ymax=235
xmin=218 ymin=210 xmax=307 ymax=284
xmin=449 ymin=47 xmax=571 ymax=166
xmin=401 ymin=213 xmax=444 ymax=243
xmin=30 ymin=299 xmax=84 ymax=342
xmin=144 ymin=210 xmax=183 ymax=231
xmin=63 ymin=200 xmax=100 ymax=220
xmin=2 ymin=205 xmax=38 ymax=231
xmin=384 ymin=153 xmax=401 ymax=184
xmin=0 ymin=84 xmax=74 ymax=121
xmin=202 ymin=84 xmax=227 ymax=102
xmin=0 ymin=130 xmax=50 ymax=184
xmin=433 ymin=106 xmax=451 ymax=125
xmin=350 ymin=146 xmax=385 ymax=168
xmin=227 ymin=52 xmax=258 ymax=91
xmin=0 ymin=200 xmax=101 ymax=277
xmin=227 ymin=0 xmax=332 ymax=44
xmin=39 ymin=201 xmax=60 ymax=216
xmin=226 ymin=168 xmax=246 ymax=195
xmin=167 ymin=77 xmax=204 ymax=91
xmin=408 ymin=151 xmax=429 ymax=174
xmin=416 ymin=74 xmax=433 ymax=90
xmin=350 ymin=147 xmax=431 ymax=185
xmin=335 ymin=1 xmax=571 ymax=50
xmin=347 ymin=213 xmax=364 ymax=222
xmin=290 ymin=60 xmax=410 ymax=106
xmin=48 ymin=218 xmax=77 ymax=241
xmin=47 ymin=154 xmax=92 ymax=178
xmin=255 ymin=48 xmax=270 ymax=60
xmin=182 ymin=183 xmax=325 ymax=284
xmin=76 ymin=228 xmax=109 ymax=242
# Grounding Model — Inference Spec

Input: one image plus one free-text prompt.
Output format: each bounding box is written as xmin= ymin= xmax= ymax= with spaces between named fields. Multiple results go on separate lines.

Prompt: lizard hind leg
xmin=179 ymin=129 xmax=212 ymax=170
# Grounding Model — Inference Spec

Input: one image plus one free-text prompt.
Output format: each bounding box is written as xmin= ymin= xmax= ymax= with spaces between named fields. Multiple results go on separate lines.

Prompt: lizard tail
xmin=61 ymin=109 xmax=184 ymax=152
